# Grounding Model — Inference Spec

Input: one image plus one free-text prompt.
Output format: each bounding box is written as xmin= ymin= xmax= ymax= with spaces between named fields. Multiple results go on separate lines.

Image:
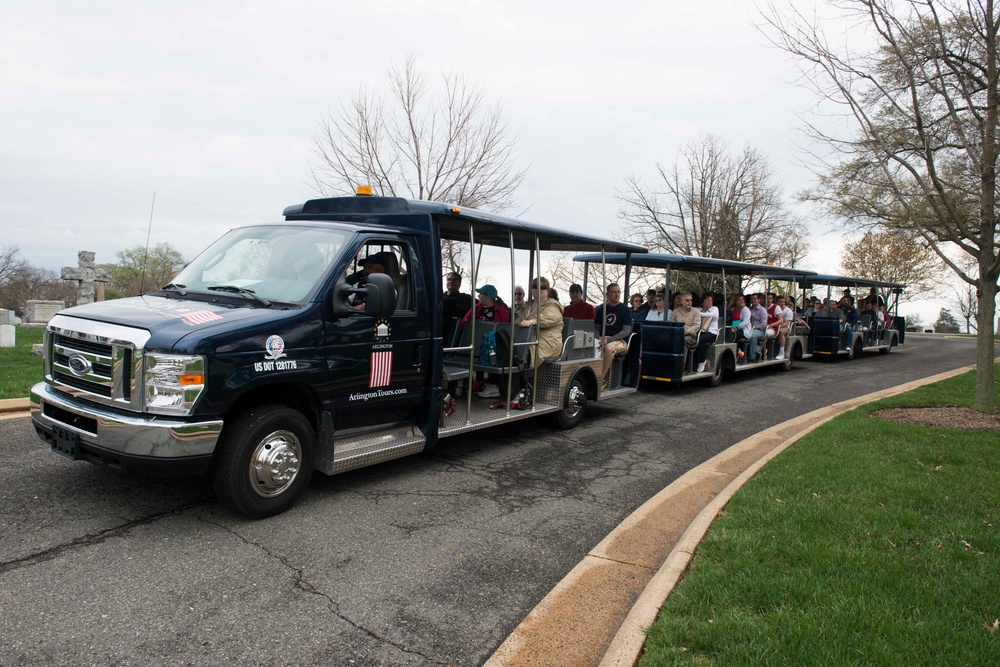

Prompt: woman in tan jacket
xmin=518 ymin=276 xmax=564 ymax=366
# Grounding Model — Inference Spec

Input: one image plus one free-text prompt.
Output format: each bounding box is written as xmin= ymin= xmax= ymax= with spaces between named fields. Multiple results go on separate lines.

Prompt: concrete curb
xmin=0 ymin=398 xmax=30 ymax=415
xmin=485 ymin=361 xmax=980 ymax=667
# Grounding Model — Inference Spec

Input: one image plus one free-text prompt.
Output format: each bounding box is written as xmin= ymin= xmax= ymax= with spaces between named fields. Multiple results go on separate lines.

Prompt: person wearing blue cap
xmin=460 ymin=284 xmax=510 ymax=325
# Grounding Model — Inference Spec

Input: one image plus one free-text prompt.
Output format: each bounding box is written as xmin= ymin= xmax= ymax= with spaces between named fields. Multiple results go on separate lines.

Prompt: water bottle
xmin=488 ymin=347 xmax=497 ymax=365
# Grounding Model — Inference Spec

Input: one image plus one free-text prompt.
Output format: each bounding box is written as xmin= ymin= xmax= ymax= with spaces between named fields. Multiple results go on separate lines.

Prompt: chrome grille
xmin=45 ymin=315 xmax=150 ymax=412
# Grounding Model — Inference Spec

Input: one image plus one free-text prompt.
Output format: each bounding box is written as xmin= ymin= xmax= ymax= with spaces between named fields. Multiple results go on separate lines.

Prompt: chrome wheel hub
xmin=250 ymin=430 xmax=301 ymax=498
xmin=566 ymin=383 xmax=585 ymax=417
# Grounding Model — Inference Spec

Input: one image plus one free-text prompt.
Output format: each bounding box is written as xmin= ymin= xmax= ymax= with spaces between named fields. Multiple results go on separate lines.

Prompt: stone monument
xmin=62 ymin=251 xmax=111 ymax=305
xmin=23 ymin=300 xmax=65 ymax=328
xmin=0 ymin=324 xmax=14 ymax=348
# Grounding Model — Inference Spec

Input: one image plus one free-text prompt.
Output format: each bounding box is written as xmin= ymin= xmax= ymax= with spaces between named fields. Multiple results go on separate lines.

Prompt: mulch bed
xmin=871 ymin=406 xmax=1000 ymax=431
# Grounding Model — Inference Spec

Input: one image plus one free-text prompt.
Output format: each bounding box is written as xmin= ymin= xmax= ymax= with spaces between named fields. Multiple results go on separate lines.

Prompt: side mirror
xmin=331 ymin=273 xmax=397 ymax=318
xmin=363 ymin=273 xmax=397 ymax=318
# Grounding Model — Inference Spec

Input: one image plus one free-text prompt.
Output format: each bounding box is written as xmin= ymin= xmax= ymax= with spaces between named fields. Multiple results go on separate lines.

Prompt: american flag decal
xmin=181 ymin=310 xmax=223 ymax=325
xmin=370 ymin=351 xmax=393 ymax=387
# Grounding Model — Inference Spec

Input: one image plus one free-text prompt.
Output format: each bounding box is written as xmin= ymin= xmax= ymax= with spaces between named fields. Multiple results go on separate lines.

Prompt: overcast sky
xmin=0 ymin=1 xmax=951 ymax=322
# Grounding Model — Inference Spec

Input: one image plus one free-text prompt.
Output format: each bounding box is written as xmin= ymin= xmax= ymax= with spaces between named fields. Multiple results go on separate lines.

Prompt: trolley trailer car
xmin=575 ymin=253 xmax=818 ymax=387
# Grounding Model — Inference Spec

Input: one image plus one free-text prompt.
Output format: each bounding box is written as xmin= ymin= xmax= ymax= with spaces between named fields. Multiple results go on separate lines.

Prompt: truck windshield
xmin=170 ymin=226 xmax=348 ymax=304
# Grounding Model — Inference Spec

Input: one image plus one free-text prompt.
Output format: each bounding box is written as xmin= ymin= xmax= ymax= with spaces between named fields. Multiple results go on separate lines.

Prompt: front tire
xmin=213 ymin=405 xmax=315 ymax=519
xmin=556 ymin=376 xmax=588 ymax=429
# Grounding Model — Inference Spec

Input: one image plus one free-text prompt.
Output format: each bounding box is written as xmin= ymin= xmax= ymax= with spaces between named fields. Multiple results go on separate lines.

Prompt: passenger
xmin=443 ymin=271 xmax=474 ymax=322
xmin=463 ymin=284 xmax=511 ymax=399
xmin=564 ymin=283 xmax=596 ymax=320
xmin=669 ymin=291 xmax=702 ymax=368
xmin=765 ymin=293 xmax=783 ymax=350
xmin=644 ymin=292 xmax=667 ymax=322
xmin=747 ymin=293 xmax=768 ymax=361
xmin=801 ymin=296 xmax=818 ymax=319
xmin=595 ymin=283 xmax=633 ymax=389
xmin=517 ymin=276 xmax=564 ymax=366
xmin=670 ymin=292 xmax=684 ymax=320
xmin=549 ymin=287 xmax=559 ymax=301
xmin=731 ymin=294 xmax=752 ymax=351
xmin=839 ymin=295 xmax=858 ymax=351
xmin=637 ymin=289 xmax=656 ymax=320
xmin=784 ymin=295 xmax=810 ymax=334
xmin=629 ymin=293 xmax=646 ymax=321
xmin=461 ymin=284 xmax=510 ymax=325
xmin=773 ymin=294 xmax=794 ymax=360
xmin=695 ymin=292 xmax=719 ymax=373
xmin=511 ymin=285 xmax=530 ymax=323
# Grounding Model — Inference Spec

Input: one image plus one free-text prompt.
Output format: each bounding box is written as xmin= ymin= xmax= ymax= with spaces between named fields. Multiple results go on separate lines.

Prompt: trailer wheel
xmin=706 ymin=357 xmax=725 ymax=387
xmin=556 ymin=376 xmax=588 ymax=430
xmin=213 ymin=405 xmax=315 ymax=519
xmin=780 ymin=346 xmax=794 ymax=371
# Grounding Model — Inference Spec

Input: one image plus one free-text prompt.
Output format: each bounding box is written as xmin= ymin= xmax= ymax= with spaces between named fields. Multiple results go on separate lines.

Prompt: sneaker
xmin=696 ymin=361 xmax=707 ymax=373
xmin=845 ymin=346 xmax=852 ymax=352
xmin=477 ymin=385 xmax=500 ymax=398
xmin=775 ymin=350 xmax=785 ymax=360
xmin=443 ymin=394 xmax=456 ymax=417
xmin=600 ymin=379 xmax=609 ymax=391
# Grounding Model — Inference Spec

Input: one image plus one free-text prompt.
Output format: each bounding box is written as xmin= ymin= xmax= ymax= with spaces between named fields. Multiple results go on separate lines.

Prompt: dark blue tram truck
xmin=29 ymin=193 xmax=644 ymax=518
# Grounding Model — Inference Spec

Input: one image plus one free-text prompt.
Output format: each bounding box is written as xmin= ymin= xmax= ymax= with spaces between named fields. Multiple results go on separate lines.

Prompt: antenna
xmin=139 ymin=191 xmax=156 ymax=295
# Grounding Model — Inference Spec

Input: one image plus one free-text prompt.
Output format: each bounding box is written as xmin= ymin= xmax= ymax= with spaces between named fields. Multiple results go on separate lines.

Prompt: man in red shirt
xmin=563 ymin=283 xmax=596 ymax=320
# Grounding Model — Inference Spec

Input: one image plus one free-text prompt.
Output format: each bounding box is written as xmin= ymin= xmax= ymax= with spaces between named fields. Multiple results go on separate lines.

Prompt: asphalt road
xmin=0 ymin=334 xmax=987 ymax=666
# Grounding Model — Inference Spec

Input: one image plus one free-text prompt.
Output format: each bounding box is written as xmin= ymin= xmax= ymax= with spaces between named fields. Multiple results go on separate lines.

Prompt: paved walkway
xmin=484 ymin=363 xmax=978 ymax=667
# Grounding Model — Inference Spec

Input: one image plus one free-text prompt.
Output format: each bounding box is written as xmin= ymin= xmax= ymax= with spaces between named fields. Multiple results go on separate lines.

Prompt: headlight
xmin=144 ymin=353 xmax=206 ymax=416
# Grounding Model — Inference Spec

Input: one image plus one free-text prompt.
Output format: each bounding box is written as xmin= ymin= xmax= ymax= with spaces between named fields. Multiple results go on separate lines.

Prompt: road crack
xmin=0 ymin=499 xmax=212 ymax=575
xmin=195 ymin=515 xmax=451 ymax=666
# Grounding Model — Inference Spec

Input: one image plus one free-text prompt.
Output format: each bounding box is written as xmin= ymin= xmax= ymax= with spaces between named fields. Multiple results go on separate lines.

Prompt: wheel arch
xmin=223 ymin=383 xmax=324 ymax=436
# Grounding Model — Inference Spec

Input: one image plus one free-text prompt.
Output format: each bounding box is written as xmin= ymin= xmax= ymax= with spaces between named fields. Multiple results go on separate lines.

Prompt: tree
xmin=840 ymin=229 xmax=944 ymax=298
xmin=764 ymin=0 xmax=1000 ymax=411
xmin=0 ymin=247 xmax=77 ymax=314
xmin=106 ymin=243 xmax=186 ymax=299
xmin=905 ymin=313 xmax=924 ymax=329
xmin=616 ymin=134 xmax=809 ymax=280
xmin=955 ymin=284 xmax=980 ymax=332
xmin=0 ymin=245 xmax=28 ymax=291
xmin=934 ymin=307 xmax=961 ymax=332
xmin=310 ymin=57 xmax=529 ymax=285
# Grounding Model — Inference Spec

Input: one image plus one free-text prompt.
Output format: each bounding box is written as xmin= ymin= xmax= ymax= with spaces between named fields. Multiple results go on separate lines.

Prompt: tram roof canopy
xmin=801 ymin=273 xmax=906 ymax=290
xmin=284 ymin=196 xmax=648 ymax=253
xmin=573 ymin=252 xmax=815 ymax=277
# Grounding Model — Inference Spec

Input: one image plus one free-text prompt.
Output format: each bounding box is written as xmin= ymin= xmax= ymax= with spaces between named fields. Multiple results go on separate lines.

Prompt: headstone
xmin=0 ymin=309 xmax=12 ymax=326
xmin=32 ymin=344 xmax=44 ymax=356
xmin=23 ymin=300 xmax=64 ymax=328
xmin=0 ymin=325 xmax=14 ymax=348
xmin=62 ymin=251 xmax=112 ymax=305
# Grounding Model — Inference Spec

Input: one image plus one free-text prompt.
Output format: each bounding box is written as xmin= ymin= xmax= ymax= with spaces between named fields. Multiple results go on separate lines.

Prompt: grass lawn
xmin=0 ymin=326 xmax=44 ymax=399
xmin=641 ymin=368 xmax=1000 ymax=666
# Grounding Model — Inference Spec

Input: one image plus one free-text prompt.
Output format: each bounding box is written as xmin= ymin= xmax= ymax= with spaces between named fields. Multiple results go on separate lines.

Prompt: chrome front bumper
xmin=30 ymin=382 xmax=223 ymax=460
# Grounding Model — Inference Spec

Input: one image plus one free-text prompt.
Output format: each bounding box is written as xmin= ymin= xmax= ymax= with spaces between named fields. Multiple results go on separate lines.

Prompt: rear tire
xmin=556 ymin=376 xmax=588 ymax=429
xmin=780 ymin=346 xmax=794 ymax=371
xmin=213 ymin=405 xmax=315 ymax=519
xmin=706 ymin=356 xmax=725 ymax=387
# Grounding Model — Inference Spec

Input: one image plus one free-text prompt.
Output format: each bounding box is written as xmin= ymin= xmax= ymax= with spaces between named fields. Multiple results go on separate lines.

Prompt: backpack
xmin=494 ymin=327 xmax=515 ymax=368
xmin=477 ymin=328 xmax=517 ymax=368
